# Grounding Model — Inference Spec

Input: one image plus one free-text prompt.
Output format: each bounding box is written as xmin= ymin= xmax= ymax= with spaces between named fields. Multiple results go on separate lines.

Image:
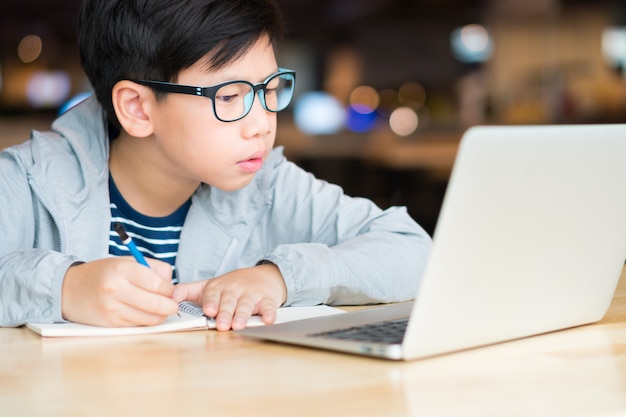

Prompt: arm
xmin=0 ymin=250 xmax=179 ymax=328
xmin=173 ymin=150 xmax=432 ymax=329
xmin=263 ymin=158 xmax=432 ymax=306
xmin=0 ymin=249 xmax=78 ymax=327
xmin=0 ymin=144 xmax=179 ymax=327
xmin=0 ymin=145 xmax=68 ymax=327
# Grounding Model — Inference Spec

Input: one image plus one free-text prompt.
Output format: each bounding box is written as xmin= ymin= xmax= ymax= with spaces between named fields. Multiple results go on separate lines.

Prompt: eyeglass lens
xmin=214 ymin=73 xmax=294 ymax=121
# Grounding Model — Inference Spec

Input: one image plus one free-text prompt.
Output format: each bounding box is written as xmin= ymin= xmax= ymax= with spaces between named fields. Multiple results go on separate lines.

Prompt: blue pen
xmin=113 ymin=222 xmax=181 ymax=318
xmin=113 ymin=222 xmax=150 ymax=267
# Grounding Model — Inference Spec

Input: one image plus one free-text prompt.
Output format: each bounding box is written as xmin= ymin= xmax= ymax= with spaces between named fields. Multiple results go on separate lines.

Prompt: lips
xmin=237 ymin=150 xmax=266 ymax=173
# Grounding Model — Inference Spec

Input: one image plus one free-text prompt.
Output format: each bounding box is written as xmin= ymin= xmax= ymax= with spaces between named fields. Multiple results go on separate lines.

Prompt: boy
xmin=0 ymin=0 xmax=431 ymax=331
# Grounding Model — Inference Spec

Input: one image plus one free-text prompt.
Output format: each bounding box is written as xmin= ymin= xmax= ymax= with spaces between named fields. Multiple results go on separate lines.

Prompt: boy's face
xmin=148 ymin=34 xmax=280 ymax=191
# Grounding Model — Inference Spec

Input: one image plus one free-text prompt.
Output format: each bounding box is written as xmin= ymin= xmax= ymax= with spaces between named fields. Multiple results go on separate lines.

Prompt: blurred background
xmin=1 ymin=0 xmax=625 ymax=233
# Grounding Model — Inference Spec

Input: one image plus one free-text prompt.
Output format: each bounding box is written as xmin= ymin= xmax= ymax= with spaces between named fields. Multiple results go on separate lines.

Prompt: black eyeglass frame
xmin=131 ymin=68 xmax=296 ymax=122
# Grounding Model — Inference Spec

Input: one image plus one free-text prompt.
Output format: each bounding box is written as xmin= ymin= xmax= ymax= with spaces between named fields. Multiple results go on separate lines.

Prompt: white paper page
xmin=26 ymin=304 xmax=344 ymax=337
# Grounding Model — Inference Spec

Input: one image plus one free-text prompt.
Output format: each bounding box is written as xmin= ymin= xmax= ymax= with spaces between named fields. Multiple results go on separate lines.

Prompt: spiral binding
xmin=178 ymin=301 xmax=205 ymax=317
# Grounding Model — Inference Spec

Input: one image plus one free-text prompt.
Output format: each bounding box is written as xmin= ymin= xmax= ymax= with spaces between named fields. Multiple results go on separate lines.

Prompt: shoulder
xmin=0 ymin=97 xmax=110 ymax=216
xmin=12 ymin=96 xmax=109 ymax=177
xmin=2 ymin=96 xmax=108 ymax=172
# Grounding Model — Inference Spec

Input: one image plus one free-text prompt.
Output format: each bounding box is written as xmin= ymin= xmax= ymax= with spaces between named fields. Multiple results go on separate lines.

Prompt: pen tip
xmin=113 ymin=222 xmax=128 ymax=240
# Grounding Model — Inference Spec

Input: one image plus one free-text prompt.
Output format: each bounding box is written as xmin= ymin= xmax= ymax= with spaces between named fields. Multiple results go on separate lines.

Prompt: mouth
xmin=237 ymin=150 xmax=266 ymax=173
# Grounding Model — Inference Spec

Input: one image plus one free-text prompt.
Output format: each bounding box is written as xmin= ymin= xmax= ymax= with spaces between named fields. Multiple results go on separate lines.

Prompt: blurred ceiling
xmin=0 ymin=0 xmax=623 ymax=90
xmin=1 ymin=0 xmax=622 ymax=52
xmin=0 ymin=0 xmax=82 ymax=54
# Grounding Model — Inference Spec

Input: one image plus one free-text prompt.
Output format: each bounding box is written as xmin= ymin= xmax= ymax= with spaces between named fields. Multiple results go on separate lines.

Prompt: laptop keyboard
xmin=308 ymin=318 xmax=408 ymax=344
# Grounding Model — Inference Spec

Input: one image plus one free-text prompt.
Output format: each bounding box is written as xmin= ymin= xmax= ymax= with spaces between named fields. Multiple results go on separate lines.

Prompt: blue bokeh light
xmin=345 ymin=105 xmax=377 ymax=133
xmin=294 ymin=91 xmax=346 ymax=135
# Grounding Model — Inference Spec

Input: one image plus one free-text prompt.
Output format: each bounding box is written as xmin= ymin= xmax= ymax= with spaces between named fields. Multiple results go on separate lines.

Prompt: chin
xmin=211 ymin=174 xmax=256 ymax=192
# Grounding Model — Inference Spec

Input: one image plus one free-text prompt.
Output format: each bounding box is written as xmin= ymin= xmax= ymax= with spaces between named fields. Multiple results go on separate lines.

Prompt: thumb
xmin=172 ymin=281 xmax=206 ymax=303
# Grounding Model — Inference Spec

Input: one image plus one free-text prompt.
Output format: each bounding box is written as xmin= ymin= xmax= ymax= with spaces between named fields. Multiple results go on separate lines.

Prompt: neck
xmin=109 ymin=132 xmax=198 ymax=217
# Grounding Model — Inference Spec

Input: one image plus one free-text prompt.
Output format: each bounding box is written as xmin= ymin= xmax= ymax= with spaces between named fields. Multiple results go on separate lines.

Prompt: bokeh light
xmin=17 ymin=35 xmax=43 ymax=64
xmin=349 ymin=85 xmax=379 ymax=113
xmin=451 ymin=24 xmax=493 ymax=63
xmin=294 ymin=91 xmax=345 ymax=135
xmin=398 ymin=82 xmax=426 ymax=109
xmin=377 ymin=88 xmax=398 ymax=117
xmin=602 ymin=26 xmax=626 ymax=72
xmin=389 ymin=106 xmax=419 ymax=137
xmin=346 ymin=85 xmax=380 ymax=133
xmin=26 ymin=71 xmax=71 ymax=108
xmin=346 ymin=105 xmax=378 ymax=133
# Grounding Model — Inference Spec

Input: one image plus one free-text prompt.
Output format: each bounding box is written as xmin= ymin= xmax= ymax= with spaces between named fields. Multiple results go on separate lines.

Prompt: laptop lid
xmin=238 ymin=124 xmax=626 ymax=361
xmin=402 ymin=124 xmax=626 ymax=359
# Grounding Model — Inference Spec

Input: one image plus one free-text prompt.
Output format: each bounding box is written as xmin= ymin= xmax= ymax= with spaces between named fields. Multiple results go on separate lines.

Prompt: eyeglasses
xmin=131 ymin=69 xmax=296 ymax=122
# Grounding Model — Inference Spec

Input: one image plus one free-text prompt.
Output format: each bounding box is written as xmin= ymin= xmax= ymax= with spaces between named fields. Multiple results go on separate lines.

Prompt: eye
xmin=215 ymin=83 xmax=249 ymax=105
xmin=216 ymin=93 xmax=239 ymax=103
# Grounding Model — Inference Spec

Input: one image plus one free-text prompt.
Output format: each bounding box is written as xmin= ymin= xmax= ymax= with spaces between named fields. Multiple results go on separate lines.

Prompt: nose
xmin=241 ymin=90 xmax=273 ymax=138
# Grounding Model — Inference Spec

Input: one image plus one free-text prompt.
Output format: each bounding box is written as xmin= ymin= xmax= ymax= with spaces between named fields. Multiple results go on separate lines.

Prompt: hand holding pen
xmin=60 ymin=224 xmax=179 ymax=327
xmin=114 ymin=222 xmax=181 ymax=318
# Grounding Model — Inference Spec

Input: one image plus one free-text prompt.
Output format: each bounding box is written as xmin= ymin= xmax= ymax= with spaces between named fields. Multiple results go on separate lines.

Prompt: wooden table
xmin=2 ymin=266 xmax=626 ymax=417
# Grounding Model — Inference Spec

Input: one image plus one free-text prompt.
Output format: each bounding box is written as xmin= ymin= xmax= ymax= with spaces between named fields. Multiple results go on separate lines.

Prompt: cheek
xmin=161 ymin=101 xmax=215 ymax=145
xmin=173 ymin=124 xmax=236 ymax=171
xmin=156 ymin=106 xmax=236 ymax=172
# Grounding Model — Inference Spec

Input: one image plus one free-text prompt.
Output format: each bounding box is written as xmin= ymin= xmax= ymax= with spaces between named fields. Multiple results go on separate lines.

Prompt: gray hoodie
xmin=0 ymin=97 xmax=432 ymax=327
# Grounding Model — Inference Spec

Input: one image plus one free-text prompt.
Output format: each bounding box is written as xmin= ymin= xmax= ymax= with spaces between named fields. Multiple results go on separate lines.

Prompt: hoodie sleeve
xmin=0 ymin=250 xmax=79 ymax=326
xmin=259 ymin=150 xmax=433 ymax=306
xmin=0 ymin=143 xmax=77 ymax=326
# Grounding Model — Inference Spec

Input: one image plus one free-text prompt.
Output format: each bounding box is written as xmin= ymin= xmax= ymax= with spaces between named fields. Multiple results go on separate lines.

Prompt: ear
xmin=111 ymin=80 xmax=156 ymax=138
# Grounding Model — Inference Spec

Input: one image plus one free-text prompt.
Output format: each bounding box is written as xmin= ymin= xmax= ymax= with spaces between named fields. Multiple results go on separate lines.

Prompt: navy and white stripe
xmin=108 ymin=176 xmax=191 ymax=284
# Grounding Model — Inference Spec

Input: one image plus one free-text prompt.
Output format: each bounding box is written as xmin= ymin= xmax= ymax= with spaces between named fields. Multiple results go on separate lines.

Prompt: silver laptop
xmin=237 ymin=124 xmax=626 ymax=360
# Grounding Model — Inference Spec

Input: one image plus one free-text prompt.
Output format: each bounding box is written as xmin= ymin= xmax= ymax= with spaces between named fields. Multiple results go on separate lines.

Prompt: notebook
xmin=237 ymin=124 xmax=626 ymax=360
xmin=26 ymin=302 xmax=344 ymax=337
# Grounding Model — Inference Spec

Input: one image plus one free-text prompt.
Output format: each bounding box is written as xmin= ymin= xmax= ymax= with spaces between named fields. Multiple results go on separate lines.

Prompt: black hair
xmin=78 ymin=0 xmax=286 ymax=129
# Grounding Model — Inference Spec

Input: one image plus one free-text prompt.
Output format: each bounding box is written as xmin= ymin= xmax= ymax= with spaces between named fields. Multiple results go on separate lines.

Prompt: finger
xmin=117 ymin=283 xmax=180 ymax=318
xmin=124 ymin=262 xmax=175 ymax=297
xmin=201 ymin=284 xmax=228 ymax=318
xmin=230 ymin=298 xmax=257 ymax=330
xmin=213 ymin=293 xmax=241 ymax=331
xmin=110 ymin=264 xmax=178 ymax=317
xmin=257 ymin=298 xmax=279 ymax=325
xmin=104 ymin=302 xmax=172 ymax=327
xmin=144 ymin=258 xmax=174 ymax=281
xmin=90 ymin=285 xmax=174 ymax=327
xmin=172 ymin=281 xmax=206 ymax=303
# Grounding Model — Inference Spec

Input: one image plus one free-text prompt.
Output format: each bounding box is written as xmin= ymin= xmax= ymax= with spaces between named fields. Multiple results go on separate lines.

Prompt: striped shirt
xmin=108 ymin=176 xmax=191 ymax=284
